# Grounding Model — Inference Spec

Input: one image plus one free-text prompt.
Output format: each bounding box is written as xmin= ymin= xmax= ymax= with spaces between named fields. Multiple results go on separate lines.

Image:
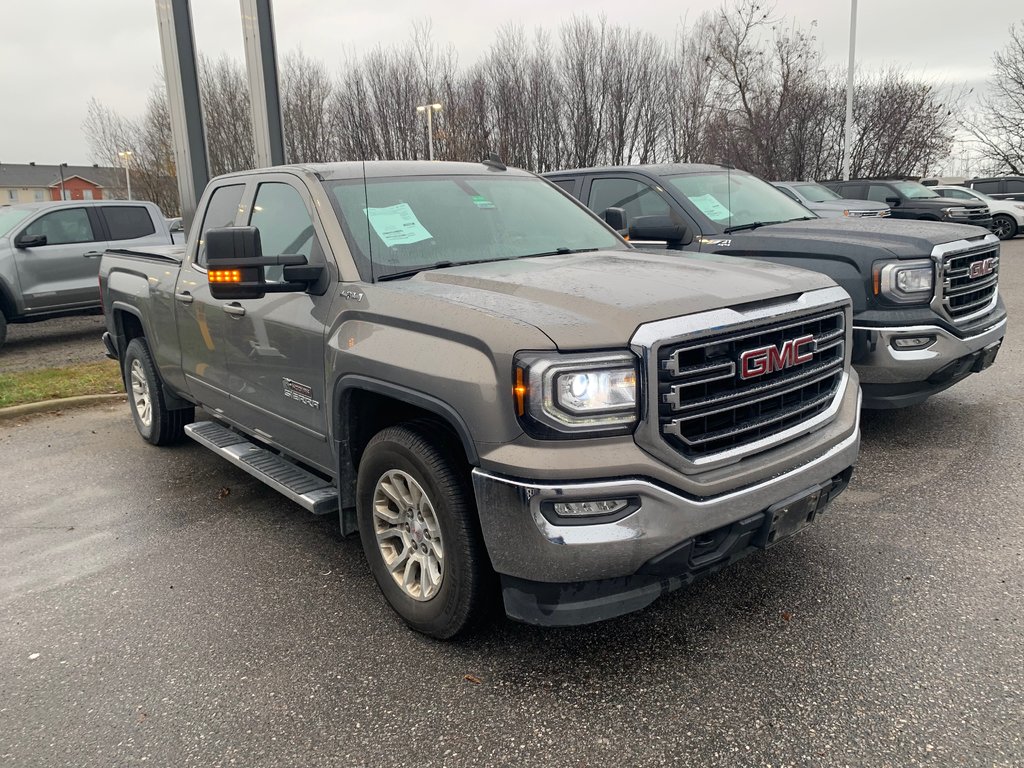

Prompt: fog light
xmin=552 ymin=499 xmax=629 ymax=517
xmin=892 ymin=336 xmax=936 ymax=350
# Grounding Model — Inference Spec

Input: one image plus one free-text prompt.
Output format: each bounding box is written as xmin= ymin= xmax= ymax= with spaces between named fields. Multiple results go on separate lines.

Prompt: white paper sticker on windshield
xmin=364 ymin=203 xmax=433 ymax=246
xmin=688 ymin=193 xmax=731 ymax=221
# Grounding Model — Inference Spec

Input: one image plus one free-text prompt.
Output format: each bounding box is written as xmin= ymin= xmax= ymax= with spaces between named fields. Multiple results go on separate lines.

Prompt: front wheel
xmin=991 ymin=214 xmax=1018 ymax=241
xmin=123 ymin=337 xmax=194 ymax=446
xmin=356 ymin=424 xmax=492 ymax=639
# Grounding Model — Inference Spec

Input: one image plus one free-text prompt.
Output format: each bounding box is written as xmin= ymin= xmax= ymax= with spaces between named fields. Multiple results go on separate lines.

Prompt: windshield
xmin=793 ymin=183 xmax=842 ymax=203
xmin=0 ymin=208 xmax=32 ymax=237
xmin=666 ymin=171 xmax=816 ymax=232
xmin=892 ymin=181 xmax=940 ymax=199
xmin=326 ymin=174 xmax=624 ymax=280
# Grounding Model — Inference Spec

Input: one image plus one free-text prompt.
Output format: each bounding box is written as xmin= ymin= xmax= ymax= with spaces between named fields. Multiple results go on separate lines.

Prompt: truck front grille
xmin=940 ymin=245 xmax=999 ymax=323
xmin=657 ymin=311 xmax=845 ymax=459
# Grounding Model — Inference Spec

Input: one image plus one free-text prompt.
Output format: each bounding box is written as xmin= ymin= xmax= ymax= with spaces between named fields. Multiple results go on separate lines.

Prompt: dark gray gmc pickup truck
xmin=99 ymin=161 xmax=860 ymax=638
xmin=547 ymin=165 xmax=1006 ymax=409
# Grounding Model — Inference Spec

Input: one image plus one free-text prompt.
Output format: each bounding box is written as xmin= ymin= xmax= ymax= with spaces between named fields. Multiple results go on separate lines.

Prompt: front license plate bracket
xmin=757 ymin=486 xmax=826 ymax=548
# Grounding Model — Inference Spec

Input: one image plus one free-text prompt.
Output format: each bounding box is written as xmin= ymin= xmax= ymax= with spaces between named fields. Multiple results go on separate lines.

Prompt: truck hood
xmin=399 ymin=250 xmax=837 ymax=349
xmin=723 ymin=217 xmax=991 ymax=259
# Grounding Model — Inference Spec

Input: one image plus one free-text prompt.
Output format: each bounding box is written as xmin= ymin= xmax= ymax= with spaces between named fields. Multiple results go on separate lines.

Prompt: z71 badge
xmin=283 ymin=378 xmax=320 ymax=409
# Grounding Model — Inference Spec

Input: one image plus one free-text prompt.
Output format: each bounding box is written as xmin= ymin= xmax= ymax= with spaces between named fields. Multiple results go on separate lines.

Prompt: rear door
xmin=219 ymin=175 xmax=335 ymax=473
xmin=12 ymin=206 xmax=108 ymax=311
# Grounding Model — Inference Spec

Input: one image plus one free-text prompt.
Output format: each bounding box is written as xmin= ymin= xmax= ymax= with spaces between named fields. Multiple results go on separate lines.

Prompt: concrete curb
xmin=0 ymin=393 xmax=126 ymax=423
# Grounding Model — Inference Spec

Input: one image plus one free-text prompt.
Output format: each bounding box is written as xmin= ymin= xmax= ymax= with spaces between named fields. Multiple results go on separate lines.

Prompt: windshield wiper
xmin=519 ymin=247 xmax=600 ymax=258
xmin=723 ymin=220 xmax=787 ymax=233
xmin=376 ymin=259 xmax=500 ymax=282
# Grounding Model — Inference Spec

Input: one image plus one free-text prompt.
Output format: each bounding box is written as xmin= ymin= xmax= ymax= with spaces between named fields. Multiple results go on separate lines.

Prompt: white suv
xmin=933 ymin=185 xmax=1024 ymax=240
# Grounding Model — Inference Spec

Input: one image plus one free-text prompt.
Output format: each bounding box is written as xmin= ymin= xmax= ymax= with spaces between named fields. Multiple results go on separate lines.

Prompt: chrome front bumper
xmin=853 ymin=317 xmax=1006 ymax=385
xmin=471 ymin=392 xmax=861 ymax=584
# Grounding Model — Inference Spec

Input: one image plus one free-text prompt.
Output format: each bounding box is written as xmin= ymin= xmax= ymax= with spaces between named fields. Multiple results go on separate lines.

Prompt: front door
xmin=219 ymin=177 xmax=335 ymax=473
xmin=175 ymin=182 xmax=248 ymax=415
xmin=13 ymin=206 xmax=108 ymax=311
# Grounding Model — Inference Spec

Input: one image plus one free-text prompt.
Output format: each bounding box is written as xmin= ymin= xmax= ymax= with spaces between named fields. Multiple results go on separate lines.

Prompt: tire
xmin=356 ymin=424 xmax=492 ymax=639
xmin=991 ymin=214 xmax=1018 ymax=241
xmin=0 ymin=311 xmax=7 ymax=350
xmin=123 ymin=337 xmax=193 ymax=446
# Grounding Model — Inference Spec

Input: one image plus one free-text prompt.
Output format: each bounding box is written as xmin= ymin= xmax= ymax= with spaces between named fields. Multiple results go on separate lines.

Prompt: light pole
xmin=842 ymin=0 xmax=858 ymax=181
xmin=416 ymin=103 xmax=442 ymax=161
xmin=58 ymin=162 xmax=68 ymax=200
xmin=118 ymin=150 xmax=133 ymax=200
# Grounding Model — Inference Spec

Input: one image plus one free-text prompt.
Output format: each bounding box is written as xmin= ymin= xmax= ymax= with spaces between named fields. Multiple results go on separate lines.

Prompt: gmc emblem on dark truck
xmin=740 ymin=335 xmax=815 ymax=380
xmin=969 ymin=258 xmax=996 ymax=279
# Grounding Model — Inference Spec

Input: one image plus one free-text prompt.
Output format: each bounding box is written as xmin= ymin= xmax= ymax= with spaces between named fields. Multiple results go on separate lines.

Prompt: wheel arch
xmin=333 ymin=375 xmax=479 ymax=513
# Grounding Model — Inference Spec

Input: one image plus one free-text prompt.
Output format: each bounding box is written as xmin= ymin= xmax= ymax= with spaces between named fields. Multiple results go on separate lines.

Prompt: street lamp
xmin=415 ymin=103 xmax=442 ymax=161
xmin=58 ymin=162 xmax=68 ymax=201
xmin=118 ymin=150 xmax=133 ymax=200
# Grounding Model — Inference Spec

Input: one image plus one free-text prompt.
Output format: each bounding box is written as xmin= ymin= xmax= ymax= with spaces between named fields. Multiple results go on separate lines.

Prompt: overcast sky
xmin=1 ymin=0 xmax=1019 ymax=164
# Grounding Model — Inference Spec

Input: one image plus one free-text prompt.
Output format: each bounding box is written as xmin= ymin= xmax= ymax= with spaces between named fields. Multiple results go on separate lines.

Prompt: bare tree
xmin=965 ymin=23 xmax=1024 ymax=174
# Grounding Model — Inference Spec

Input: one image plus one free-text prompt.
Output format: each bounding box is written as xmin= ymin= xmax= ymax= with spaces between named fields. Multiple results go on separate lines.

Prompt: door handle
xmin=82 ymin=250 xmax=104 ymax=258
xmin=223 ymin=302 xmax=246 ymax=317
xmin=174 ymin=291 xmax=194 ymax=305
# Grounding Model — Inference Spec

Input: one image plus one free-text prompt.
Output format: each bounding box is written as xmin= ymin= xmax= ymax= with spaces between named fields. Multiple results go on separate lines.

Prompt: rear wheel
xmin=356 ymin=424 xmax=492 ymax=639
xmin=0 ymin=311 xmax=7 ymax=350
xmin=992 ymin=214 xmax=1018 ymax=241
xmin=123 ymin=337 xmax=193 ymax=446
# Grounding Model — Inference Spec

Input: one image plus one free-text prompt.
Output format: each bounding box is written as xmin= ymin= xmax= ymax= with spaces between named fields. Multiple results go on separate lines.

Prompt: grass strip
xmin=0 ymin=360 xmax=124 ymax=409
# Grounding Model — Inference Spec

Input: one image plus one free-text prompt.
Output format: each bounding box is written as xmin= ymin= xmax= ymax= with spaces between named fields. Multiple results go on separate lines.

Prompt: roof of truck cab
xmin=0 ymin=200 xmax=158 ymax=212
xmin=545 ymin=164 xmax=731 ymax=177
xmin=215 ymin=161 xmax=534 ymax=182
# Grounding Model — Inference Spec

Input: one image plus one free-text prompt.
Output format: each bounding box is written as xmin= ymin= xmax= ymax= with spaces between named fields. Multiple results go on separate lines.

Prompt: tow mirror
xmin=205 ymin=226 xmax=328 ymax=300
xmin=15 ymin=233 xmax=46 ymax=248
xmin=601 ymin=207 xmax=628 ymax=235
xmin=628 ymin=215 xmax=693 ymax=249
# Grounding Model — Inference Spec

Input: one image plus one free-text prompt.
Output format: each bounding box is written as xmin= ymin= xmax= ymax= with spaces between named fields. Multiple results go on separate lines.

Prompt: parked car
xmin=961 ymin=176 xmax=1024 ymax=201
xmin=166 ymin=216 xmax=187 ymax=245
xmin=0 ymin=200 xmax=172 ymax=349
xmin=99 ymin=160 xmax=861 ymax=637
xmin=822 ymin=179 xmax=994 ymax=229
xmin=772 ymin=181 xmax=889 ymax=218
xmin=545 ymin=164 xmax=1005 ymax=409
xmin=932 ymin=185 xmax=1024 ymax=240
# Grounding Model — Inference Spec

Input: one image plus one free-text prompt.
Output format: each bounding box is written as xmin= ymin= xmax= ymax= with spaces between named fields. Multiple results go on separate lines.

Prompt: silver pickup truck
xmin=0 ymin=200 xmax=171 ymax=349
xmin=99 ymin=161 xmax=861 ymax=638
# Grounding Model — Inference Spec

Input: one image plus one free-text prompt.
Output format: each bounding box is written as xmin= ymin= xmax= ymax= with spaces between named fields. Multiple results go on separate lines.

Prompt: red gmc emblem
xmin=740 ymin=335 xmax=815 ymax=380
xmin=969 ymin=258 xmax=996 ymax=279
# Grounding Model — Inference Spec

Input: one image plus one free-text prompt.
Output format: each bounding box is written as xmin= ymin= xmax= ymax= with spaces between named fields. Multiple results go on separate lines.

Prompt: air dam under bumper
xmin=471 ymin=406 xmax=860 ymax=626
xmin=854 ymin=317 xmax=1006 ymax=409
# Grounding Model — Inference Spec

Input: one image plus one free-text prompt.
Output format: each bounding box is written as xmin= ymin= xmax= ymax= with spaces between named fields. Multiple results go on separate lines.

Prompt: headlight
xmin=872 ymin=260 xmax=934 ymax=304
xmin=941 ymin=206 xmax=968 ymax=219
xmin=514 ymin=351 xmax=639 ymax=437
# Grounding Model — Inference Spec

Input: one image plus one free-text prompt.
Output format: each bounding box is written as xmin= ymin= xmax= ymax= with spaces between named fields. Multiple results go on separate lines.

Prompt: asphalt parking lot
xmin=1 ymin=240 xmax=1022 ymax=768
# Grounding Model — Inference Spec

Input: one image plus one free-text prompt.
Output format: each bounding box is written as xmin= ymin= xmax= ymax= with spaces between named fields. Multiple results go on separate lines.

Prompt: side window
xmin=1004 ymin=180 xmax=1024 ymax=194
xmin=972 ymin=180 xmax=999 ymax=194
xmin=196 ymin=184 xmax=245 ymax=267
xmin=866 ymin=184 xmax=894 ymax=204
xmin=589 ymin=177 xmax=670 ymax=221
xmin=941 ymin=189 xmax=970 ymax=200
xmin=21 ymin=208 xmax=95 ymax=245
xmin=777 ymin=186 xmax=800 ymax=201
xmin=550 ymin=178 xmax=578 ymax=197
xmin=103 ymin=206 xmax=156 ymax=240
xmin=249 ymin=182 xmax=320 ymax=282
